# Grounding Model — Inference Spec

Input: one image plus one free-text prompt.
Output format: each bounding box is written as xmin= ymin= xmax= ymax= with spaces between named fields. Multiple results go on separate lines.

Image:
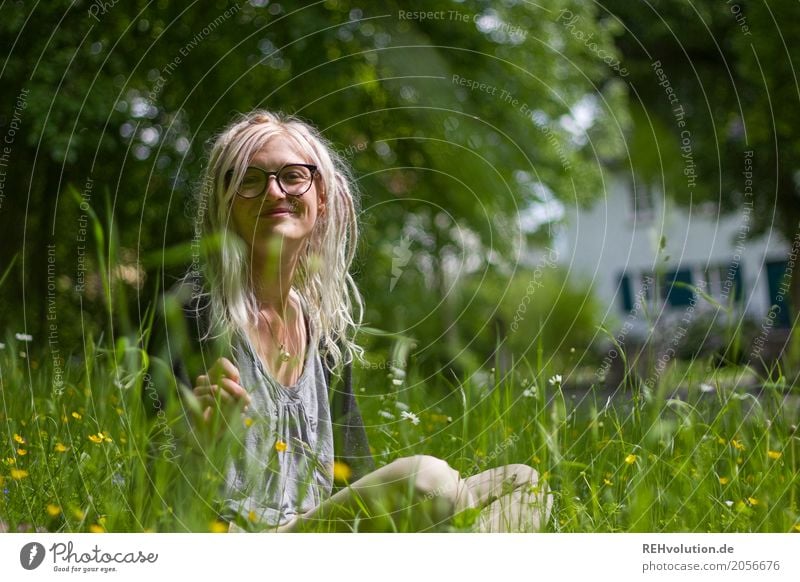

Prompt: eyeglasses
xmin=226 ymin=163 xmax=318 ymax=198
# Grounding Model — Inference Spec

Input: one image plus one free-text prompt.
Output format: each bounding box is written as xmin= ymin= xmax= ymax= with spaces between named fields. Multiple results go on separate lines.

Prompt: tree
xmin=1 ymin=0 xmax=626 ymax=368
xmin=599 ymin=0 xmax=800 ymax=323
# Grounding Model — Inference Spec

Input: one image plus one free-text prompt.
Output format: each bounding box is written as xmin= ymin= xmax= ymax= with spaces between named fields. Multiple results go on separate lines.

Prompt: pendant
xmin=279 ymin=345 xmax=291 ymax=363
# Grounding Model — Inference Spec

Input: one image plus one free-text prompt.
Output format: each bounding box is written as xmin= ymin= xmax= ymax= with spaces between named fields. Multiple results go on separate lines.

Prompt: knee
xmin=503 ymin=463 xmax=541 ymax=488
xmin=504 ymin=464 xmax=551 ymax=514
xmin=386 ymin=454 xmax=463 ymax=504
xmin=411 ymin=455 xmax=461 ymax=499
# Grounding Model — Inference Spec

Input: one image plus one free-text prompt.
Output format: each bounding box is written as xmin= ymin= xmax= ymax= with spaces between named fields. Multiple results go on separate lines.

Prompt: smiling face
xmin=229 ymin=135 xmax=326 ymax=255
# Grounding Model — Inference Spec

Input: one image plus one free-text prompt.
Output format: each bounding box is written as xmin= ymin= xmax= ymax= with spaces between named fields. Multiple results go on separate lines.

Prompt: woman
xmin=180 ymin=109 xmax=551 ymax=533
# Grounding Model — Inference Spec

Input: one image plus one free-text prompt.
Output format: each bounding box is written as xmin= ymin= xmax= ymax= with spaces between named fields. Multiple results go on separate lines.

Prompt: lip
xmin=260 ymin=208 xmax=293 ymax=218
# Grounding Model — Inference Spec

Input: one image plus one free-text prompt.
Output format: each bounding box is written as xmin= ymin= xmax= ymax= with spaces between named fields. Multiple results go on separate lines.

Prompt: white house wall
xmin=554 ymin=175 xmax=789 ymax=325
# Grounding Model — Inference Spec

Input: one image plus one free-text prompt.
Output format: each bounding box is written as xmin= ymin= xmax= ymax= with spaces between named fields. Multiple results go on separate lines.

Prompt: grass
xmin=1 ymin=321 xmax=797 ymax=533
xmin=1 ymin=201 xmax=796 ymax=532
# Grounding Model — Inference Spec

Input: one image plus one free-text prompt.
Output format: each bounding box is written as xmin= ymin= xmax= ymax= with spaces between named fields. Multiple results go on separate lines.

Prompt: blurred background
xmin=2 ymin=0 xmax=799 ymax=390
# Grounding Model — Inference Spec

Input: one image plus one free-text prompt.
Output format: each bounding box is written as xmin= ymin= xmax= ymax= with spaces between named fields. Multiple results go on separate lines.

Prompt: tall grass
xmin=1 ymin=317 xmax=796 ymax=532
xmin=1 ymin=202 xmax=797 ymax=532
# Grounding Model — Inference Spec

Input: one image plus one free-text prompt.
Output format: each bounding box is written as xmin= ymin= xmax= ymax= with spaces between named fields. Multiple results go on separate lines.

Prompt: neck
xmin=249 ymin=237 xmax=302 ymax=319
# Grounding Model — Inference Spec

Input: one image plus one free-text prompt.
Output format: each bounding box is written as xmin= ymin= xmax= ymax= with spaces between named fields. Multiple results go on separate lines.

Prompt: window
xmin=662 ymin=268 xmax=694 ymax=307
xmin=618 ymin=272 xmax=633 ymax=312
xmin=703 ymin=262 xmax=745 ymax=305
xmin=766 ymin=260 xmax=792 ymax=327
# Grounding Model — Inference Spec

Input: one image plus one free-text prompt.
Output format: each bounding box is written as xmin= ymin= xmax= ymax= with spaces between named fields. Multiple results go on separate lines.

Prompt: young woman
xmin=180 ymin=109 xmax=551 ymax=533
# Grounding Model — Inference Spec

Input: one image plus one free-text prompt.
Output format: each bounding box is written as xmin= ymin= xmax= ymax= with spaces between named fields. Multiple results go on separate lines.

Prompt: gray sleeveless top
xmin=222 ymin=298 xmax=334 ymax=528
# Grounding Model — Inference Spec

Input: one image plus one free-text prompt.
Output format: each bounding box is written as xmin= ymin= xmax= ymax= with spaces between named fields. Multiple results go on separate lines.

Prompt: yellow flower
xmin=747 ymin=497 xmax=759 ymax=506
xmin=717 ymin=437 xmax=726 ymax=445
xmin=46 ymin=504 xmax=61 ymax=517
xmin=13 ymin=433 xmax=25 ymax=444
xmin=248 ymin=510 xmax=257 ymax=523
xmin=794 ymin=524 xmax=800 ymax=532
xmin=4 ymin=457 xmax=16 ymax=465
xmin=54 ymin=443 xmax=68 ymax=453
xmin=767 ymin=450 xmax=782 ymax=460
xmin=603 ymin=478 xmax=613 ymax=486
xmin=719 ymin=477 xmax=729 ymax=485
xmin=88 ymin=434 xmax=104 ymax=444
xmin=71 ymin=412 xmax=82 ymax=420
xmin=89 ymin=524 xmax=105 ymax=533
xmin=10 ymin=468 xmax=29 ymax=479
xmin=624 ymin=454 xmax=637 ymax=465
xmin=274 ymin=440 xmax=287 ymax=452
xmin=71 ymin=508 xmax=85 ymax=520
xmin=244 ymin=417 xmax=253 ymax=428
xmin=333 ymin=460 xmax=352 ymax=483
xmin=16 ymin=448 xmax=27 ymax=456
xmin=210 ymin=520 xmax=228 ymax=533
xmin=731 ymin=439 xmax=745 ymax=451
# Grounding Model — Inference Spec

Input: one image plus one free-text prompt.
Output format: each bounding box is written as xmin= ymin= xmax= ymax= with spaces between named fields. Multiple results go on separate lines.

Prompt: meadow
xmin=1 ymin=321 xmax=797 ymax=533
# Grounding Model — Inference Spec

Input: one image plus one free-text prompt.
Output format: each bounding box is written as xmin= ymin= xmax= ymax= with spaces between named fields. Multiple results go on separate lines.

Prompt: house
xmin=553 ymin=174 xmax=793 ymax=337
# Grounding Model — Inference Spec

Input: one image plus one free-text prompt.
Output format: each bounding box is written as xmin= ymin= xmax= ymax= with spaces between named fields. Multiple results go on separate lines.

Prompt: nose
xmin=264 ymin=174 xmax=285 ymax=198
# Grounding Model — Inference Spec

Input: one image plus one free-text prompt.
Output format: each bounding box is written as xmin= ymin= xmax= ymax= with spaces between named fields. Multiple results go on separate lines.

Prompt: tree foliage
xmin=600 ymin=0 xmax=800 ymax=311
xmin=1 ymin=0 xmax=626 ymax=366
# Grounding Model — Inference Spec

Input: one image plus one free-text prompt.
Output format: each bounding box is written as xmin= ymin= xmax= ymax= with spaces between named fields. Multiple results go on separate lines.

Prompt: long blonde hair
xmin=188 ymin=109 xmax=365 ymax=371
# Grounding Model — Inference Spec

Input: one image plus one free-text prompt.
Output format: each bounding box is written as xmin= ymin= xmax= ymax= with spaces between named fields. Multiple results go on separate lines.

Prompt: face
xmin=229 ymin=135 xmax=325 ymax=256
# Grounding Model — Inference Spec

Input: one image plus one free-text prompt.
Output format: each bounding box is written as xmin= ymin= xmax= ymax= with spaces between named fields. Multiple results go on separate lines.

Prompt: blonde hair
xmin=188 ymin=109 xmax=365 ymax=371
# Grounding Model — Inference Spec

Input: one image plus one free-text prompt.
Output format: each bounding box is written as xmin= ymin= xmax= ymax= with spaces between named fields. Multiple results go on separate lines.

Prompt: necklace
xmin=258 ymin=310 xmax=292 ymax=363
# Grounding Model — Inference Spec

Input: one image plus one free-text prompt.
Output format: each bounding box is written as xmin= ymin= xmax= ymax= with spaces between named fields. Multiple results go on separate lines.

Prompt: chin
xmin=252 ymin=228 xmax=310 ymax=249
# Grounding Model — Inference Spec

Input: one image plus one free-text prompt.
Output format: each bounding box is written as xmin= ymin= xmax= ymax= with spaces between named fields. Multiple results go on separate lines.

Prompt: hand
xmin=192 ymin=357 xmax=251 ymax=430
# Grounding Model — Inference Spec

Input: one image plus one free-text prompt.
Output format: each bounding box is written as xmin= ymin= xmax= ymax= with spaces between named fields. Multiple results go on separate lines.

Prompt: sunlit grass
xmin=1 ymin=322 xmax=797 ymax=532
xmin=1 ymin=201 xmax=796 ymax=532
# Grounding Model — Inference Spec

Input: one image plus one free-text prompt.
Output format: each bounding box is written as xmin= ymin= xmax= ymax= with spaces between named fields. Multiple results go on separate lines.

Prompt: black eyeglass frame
xmin=225 ymin=163 xmax=318 ymax=198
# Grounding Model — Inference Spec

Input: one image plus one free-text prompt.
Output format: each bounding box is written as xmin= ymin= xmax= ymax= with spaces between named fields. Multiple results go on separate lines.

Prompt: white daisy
xmin=400 ymin=410 xmax=420 ymax=425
